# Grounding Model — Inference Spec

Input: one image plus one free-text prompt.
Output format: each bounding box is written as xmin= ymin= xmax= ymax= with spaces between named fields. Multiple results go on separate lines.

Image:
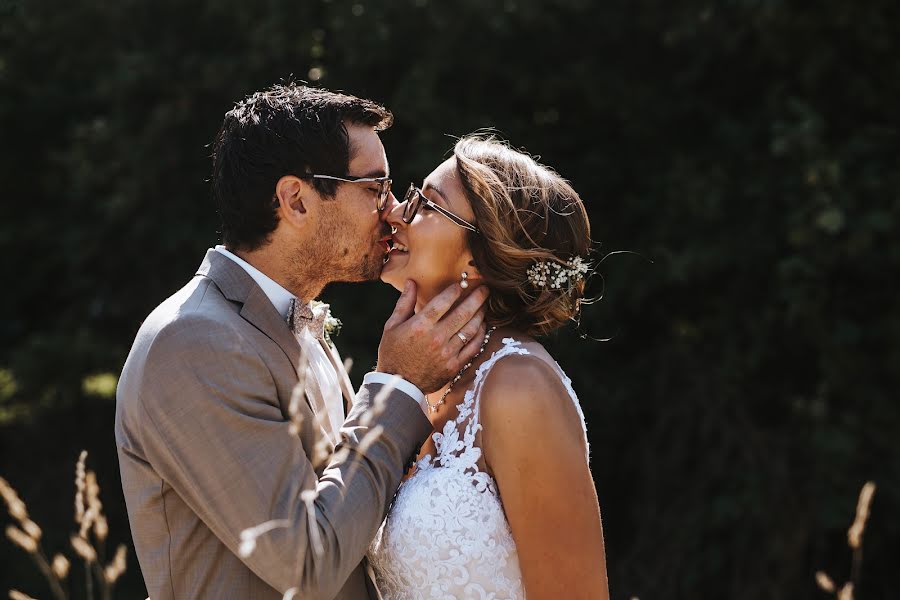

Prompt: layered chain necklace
xmin=425 ymin=326 xmax=498 ymax=414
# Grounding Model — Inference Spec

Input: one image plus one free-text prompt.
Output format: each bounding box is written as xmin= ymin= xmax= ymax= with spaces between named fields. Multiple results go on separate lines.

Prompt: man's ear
xmin=274 ymin=175 xmax=309 ymax=228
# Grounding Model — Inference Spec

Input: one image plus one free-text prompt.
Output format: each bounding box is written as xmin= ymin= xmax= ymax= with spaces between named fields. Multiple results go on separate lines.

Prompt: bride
xmin=368 ymin=135 xmax=609 ymax=599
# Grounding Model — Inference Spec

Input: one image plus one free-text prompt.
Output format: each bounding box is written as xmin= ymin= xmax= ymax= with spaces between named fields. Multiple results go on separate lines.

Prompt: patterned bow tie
xmin=287 ymin=298 xmax=328 ymax=342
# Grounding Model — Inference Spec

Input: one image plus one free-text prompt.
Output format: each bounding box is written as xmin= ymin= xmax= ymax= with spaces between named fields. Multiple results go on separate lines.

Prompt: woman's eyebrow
xmin=423 ymin=182 xmax=448 ymax=205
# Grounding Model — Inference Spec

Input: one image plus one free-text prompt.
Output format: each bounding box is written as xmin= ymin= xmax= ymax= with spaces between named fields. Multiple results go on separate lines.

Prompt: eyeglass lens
xmin=377 ymin=179 xmax=391 ymax=211
xmin=402 ymin=185 xmax=420 ymax=223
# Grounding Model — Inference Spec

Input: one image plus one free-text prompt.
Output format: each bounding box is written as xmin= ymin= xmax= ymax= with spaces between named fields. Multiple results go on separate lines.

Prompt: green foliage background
xmin=1 ymin=0 xmax=897 ymax=597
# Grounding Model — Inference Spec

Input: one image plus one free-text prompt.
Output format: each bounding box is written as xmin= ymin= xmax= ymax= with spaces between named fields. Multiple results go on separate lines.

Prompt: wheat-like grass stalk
xmin=51 ymin=554 xmax=70 ymax=579
xmin=816 ymin=571 xmax=836 ymax=593
xmin=74 ymin=451 xmax=87 ymax=524
xmin=239 ymin=519 xmax=292 ymax=558
xmin=1 ymin=475 xmax=67 ymax=600
xmin=288 ymin=349 xmax=310 ymax=438
xmin=103 ymin=544 xmax=128 ymax=584
xmin=241 ymin=362 xmax=398 ymax=567
xmin=300 ymin=489 xmax=324 ymax=558
xmin=1 ymin=451 xmax=127 ymax=600
xmin=815 ymin=481 xmax=876 ymax=600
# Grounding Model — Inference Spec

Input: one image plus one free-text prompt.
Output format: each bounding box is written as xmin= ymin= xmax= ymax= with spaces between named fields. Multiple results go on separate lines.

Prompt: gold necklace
xmin=425 ymin=327 xmax=497 ymax=414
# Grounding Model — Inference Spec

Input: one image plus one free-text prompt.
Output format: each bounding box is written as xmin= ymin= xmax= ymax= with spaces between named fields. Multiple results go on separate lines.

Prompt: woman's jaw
xmin=382 ymin=254 xmax=482 ymax=315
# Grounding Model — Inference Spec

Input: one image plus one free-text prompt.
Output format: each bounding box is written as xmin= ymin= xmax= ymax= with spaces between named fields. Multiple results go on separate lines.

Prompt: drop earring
xmin=460 ymin=271 xmax=469 ymax=289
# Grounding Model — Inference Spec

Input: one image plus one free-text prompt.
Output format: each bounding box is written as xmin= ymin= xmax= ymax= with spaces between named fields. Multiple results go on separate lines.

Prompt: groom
xmin=115 ymin=84 xmax=488 ymax=599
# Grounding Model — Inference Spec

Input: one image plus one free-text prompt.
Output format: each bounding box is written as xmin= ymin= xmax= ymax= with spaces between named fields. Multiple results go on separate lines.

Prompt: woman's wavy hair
xmin=454 ymin=134 xmax=592 ymax=336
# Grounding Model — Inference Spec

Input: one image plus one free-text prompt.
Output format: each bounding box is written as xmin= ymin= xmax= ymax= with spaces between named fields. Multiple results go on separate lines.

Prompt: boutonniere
xmin=311 ymin=300 xmax=342 ymax=344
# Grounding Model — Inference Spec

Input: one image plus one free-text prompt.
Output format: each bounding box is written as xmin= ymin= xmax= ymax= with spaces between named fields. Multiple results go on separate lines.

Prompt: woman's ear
xmin=461 ymin=257 xmax=483 ymax=283
xmin=275 ymin=175 xmax=308 ymax=228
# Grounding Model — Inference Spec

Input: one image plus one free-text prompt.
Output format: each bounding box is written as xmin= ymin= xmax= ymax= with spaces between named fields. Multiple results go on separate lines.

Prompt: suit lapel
xmin=196 ymin=249 xmax=304 ymax=405
xmin=239 ymin=286 xmax=304 ymax=374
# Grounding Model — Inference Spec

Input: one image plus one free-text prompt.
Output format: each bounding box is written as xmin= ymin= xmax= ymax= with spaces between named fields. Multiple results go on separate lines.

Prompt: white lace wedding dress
xmin=368 ymin=338 xmax=589 ymax=599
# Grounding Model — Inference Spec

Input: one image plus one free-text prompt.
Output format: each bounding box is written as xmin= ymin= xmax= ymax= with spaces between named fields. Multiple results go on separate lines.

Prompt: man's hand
xmin=377 ymin=280 xmax=489 ymax=394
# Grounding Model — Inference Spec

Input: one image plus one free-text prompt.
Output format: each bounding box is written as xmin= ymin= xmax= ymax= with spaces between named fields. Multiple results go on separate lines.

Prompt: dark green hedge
xmin=1 ymin=0 xmax=897 ymax=598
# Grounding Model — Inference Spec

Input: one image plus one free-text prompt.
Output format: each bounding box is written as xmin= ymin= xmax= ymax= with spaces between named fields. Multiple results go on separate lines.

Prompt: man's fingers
xmin=450 ymin=309 xmax=485 ymax=352
xmin=418 ymin=282 xmax=463 ymax=324
xmin=453 ymin=321 xmax=488 ymax=371
xmin=436 ymin=285 xmax=489 ymax=336
xmin=384 ymin=280 xmax=417 ymax=330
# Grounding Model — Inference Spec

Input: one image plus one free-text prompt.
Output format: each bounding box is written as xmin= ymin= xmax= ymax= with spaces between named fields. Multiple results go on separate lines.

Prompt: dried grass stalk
xmin=847 ymin=481 xmax=875 ymax=549
xmin=74 ymin=451 xmax=87 ymax=524
xmin=300 ymin=489 xmax=324 ymax=558
xmin=21 ymin=520 xmax=41 ymax=542
xmin=837 ymin=582 xmax=854 ymax=600
xmin=0 ymin=477 xmax=29 ymax=522
xmin=103 ymin=544 xmax=128 ymax=583
xmin=815 ymin=571 xmax=836 ymax=593
xmin=6 ymin=526 xmax=37 ymax=554
xmin=71 ymin=533 xmax=97 ymax=562
xmin=51 ymin=554 xmax=70 ymax=579
xmin=239 ymin=519 xmax=291 ymax=558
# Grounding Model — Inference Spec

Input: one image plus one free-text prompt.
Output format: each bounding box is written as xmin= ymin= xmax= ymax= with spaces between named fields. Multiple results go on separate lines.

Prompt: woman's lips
xmin=384 ymin=239 xmax=409 ymax=264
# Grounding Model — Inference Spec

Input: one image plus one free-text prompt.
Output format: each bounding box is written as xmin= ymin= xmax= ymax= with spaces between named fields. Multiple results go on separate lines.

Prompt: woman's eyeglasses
xmin=300 ymin=174 xmax=392 ymax=212
xmin=401 ymin=184 xmax=480 ymax=233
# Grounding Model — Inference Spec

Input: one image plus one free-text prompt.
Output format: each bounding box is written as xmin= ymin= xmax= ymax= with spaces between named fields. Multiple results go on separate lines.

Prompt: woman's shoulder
xmin=476 ymin=331 xmax=579 ymax=430
xmin=476 ymin=331 xmax=589 ymax=469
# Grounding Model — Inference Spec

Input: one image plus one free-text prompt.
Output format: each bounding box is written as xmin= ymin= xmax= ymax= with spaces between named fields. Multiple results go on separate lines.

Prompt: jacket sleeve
xmin=132 ymin=314 xmax=431 ymax=599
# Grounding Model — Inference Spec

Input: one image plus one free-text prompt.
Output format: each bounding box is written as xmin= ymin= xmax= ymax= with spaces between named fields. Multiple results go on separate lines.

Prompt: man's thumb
xmin=385 ymin=280 xmax=416 ymax=329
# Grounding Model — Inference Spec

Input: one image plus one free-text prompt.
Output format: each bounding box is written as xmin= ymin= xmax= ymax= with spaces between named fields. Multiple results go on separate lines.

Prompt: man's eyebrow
xmin=361 ymin=168 xmax=388 ymax=178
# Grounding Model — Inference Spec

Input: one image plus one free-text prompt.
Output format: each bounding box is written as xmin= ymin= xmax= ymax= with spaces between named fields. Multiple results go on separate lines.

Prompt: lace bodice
xmin=368 ymin=338 xmax=589 ymax=599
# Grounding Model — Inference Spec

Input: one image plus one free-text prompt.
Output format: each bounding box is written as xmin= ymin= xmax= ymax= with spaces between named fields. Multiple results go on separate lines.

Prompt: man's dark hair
xmin=212 ymin=83 xmax=393 ymax=251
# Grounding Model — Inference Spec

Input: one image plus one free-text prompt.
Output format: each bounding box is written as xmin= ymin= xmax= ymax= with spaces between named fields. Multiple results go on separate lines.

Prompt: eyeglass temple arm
xmin=430 ymin=202 xmax=480 ymax=233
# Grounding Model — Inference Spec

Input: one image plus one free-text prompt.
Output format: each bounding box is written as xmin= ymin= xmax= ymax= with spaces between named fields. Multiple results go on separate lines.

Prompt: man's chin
xmin=358 ymin=255 xmax=387 ymax=282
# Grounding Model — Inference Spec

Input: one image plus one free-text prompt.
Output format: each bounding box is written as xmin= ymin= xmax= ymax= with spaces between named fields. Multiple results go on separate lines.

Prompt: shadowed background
xmin=1 ymin=0 xmax=897 ymax=598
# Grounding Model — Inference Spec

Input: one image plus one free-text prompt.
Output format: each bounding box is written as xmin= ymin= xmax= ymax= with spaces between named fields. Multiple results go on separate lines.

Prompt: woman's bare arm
xmin=480 ymin=355 xmax=609 ymax=600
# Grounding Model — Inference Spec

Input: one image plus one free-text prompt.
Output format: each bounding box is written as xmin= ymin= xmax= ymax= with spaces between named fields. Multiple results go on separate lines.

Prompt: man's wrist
xmin=362 ymin=372 xmax=428 ymax=415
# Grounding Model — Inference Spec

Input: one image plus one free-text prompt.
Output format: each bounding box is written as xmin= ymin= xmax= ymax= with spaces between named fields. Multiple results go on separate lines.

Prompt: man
xmin=115 ymin=84 xmax=488 ymax=599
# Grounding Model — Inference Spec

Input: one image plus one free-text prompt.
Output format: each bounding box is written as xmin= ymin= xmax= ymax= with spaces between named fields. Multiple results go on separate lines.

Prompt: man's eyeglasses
xmin=300 ymin=174 xmax=392 ymax=212
xmin=401 ymin=184 xmax=480 ymax=233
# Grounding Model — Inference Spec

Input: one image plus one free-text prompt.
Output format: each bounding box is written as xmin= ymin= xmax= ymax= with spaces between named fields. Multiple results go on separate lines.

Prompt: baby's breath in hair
xmin=526 ymin=256 xmax=590 ymax=290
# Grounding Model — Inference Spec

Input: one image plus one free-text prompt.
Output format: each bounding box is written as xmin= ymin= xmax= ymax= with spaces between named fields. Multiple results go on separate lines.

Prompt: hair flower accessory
xmin=526 ymin=256 xmax=590 ymax=290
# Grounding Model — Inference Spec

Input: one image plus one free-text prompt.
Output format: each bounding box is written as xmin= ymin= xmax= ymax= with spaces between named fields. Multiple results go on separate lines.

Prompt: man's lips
xmin=378 ymin=232 xmax=393 ymax=254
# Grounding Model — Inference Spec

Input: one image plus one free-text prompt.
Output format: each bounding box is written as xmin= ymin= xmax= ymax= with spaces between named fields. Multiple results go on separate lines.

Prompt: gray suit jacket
xmin=115 ymin=249 xmax=431 ymax=599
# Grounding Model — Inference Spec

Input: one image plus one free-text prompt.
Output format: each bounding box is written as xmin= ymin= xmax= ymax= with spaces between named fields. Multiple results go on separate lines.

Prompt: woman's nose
xmin=384 ymin=193 xmax=406 ymax=227
xmin=382 ymin=189 xmax=400 ymax=215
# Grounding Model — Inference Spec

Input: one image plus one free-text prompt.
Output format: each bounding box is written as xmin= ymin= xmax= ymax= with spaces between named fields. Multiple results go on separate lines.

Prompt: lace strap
xmin=468 ymin=338 xmax=531 ymax=426
xmin=468 ymin=338 xmax=590 ymax=461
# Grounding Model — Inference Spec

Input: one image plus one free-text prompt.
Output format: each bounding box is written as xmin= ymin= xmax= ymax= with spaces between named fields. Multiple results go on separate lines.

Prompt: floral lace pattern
xmin=368 ymin=338 xmax=589 ymax=599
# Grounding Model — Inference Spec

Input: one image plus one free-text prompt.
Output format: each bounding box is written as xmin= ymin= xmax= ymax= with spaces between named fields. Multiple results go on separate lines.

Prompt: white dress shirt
xmin=214 ymin=246 xmax=428 ymax=418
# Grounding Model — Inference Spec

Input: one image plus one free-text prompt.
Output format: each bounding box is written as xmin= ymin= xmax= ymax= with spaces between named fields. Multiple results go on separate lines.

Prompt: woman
xmin=368 ymin=135 xmax=609 ymax=599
